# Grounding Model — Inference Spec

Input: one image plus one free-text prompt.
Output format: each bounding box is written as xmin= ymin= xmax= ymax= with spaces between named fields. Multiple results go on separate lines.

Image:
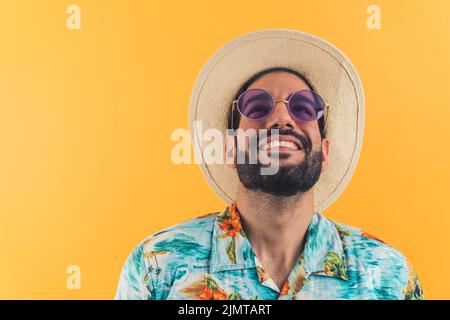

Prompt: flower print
xmin=213 ymin=290 xmax=228 ymax=300
xmin=198 ymin=286 xmax=227 ymax=300
xmin=217 ymin=203 xmax=245 ymax=264
xmin=198 ymin=285 xmax=214 ymax=299
xmin=280 ymin=281 xmax=290 ymax=297
xmin=323 ymin=252 xmax=348 ymax=280
xmin=182 ymin=276 xmax=230 ymax=300
xmin=201 ymin=287 xmax=227 ymax=300
xmin=217 ymin=203 xmax=242 ymax=238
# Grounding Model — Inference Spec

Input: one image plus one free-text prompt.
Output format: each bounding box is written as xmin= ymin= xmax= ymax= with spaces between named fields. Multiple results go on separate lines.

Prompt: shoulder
xmin=325 ymin=216 xmax=423 ymax=299
xmin=115 ymin=211 xmax=219 ymax=299
xmin=328 ymin=217 xmax=407 ymax=267
xmin=142 ymin=213 xmax=217 ymax=258
xmin=141 ymin=213 xmax=221 ymax=274
xmin=142 ymin=213 xmax=217 ymax=255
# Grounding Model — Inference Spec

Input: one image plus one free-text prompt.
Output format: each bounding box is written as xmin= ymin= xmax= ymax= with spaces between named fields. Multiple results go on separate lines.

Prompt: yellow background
xmin=0 ymin=0 xmax=448 ymax=299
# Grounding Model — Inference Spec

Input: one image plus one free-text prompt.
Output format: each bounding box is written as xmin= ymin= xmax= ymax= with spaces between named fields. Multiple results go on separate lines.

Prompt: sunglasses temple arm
xmin=323 ymin=104 xmax=330 ymax=135
xmin=231 ymin=102 xmax=236 ymax=130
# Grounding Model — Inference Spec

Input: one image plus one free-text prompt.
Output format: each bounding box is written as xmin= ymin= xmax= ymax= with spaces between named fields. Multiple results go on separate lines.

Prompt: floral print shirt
xmin=115 ymin=203 xmax=424 ymax=300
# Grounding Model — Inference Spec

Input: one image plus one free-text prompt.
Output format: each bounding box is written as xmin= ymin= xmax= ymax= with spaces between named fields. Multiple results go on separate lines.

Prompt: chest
xmin=160 ymin=267 xmax=386 ymax=300
xmin=256 ymin=260 xmax=292 ymax=291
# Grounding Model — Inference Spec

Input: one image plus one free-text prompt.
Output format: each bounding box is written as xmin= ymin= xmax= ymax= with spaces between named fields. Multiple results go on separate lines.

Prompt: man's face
xmin=231 ymin=71 xmax=330 ymax=196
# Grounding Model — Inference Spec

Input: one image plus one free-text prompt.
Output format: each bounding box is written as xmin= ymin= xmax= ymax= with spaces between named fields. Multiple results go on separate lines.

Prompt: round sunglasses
xmin=231 ymin=88 xmax=329 ymax=129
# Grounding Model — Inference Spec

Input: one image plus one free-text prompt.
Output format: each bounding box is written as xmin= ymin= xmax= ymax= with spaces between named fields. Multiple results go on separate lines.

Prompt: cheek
xmin=310 ymin=126 xmax=322 ymax=142
xmin=234 ymin=121 xmax=267 ymax=153
xmin=301 ymin=119 xmax=320 ymax=133
xmin=297 ymin=122 xmax=322 ymax=148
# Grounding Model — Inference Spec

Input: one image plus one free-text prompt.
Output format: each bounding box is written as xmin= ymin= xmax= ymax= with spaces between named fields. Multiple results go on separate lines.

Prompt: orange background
xmin=0 ymin=0 xmax=448 ymax=299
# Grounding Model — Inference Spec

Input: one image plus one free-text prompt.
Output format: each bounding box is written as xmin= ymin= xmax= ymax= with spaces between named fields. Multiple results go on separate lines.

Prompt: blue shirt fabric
xmin=115 ymin=203 xmax=423 ymax=300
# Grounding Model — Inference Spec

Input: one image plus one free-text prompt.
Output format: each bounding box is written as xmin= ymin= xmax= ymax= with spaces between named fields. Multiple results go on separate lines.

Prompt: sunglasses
xmin=231 ymin=88 xmax=329 ymax=130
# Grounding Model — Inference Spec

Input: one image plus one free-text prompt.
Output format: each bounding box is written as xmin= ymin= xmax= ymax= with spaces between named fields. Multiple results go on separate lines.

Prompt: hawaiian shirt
xmin=115 ymin=203 xmax=424 ymax=300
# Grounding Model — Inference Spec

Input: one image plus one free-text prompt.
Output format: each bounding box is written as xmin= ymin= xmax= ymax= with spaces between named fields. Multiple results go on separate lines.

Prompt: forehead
xmin=246 ymin=71 xmax=311 ymax=97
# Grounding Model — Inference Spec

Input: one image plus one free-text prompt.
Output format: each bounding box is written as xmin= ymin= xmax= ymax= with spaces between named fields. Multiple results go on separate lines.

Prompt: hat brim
xmin=189 ymin=29 xmax=365 ymax=213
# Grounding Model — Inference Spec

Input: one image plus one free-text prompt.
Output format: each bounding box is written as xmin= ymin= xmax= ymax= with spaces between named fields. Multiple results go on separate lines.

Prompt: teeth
xmin=262 ymin=140 xmax=299 ymax=150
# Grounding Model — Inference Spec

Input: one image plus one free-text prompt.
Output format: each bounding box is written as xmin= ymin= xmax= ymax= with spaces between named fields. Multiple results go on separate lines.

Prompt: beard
xmin=235 ymin=129 xmax=323 ymax=197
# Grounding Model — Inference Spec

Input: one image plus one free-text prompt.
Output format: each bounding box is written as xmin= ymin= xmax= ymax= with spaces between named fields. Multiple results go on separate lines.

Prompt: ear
xmin=320 ymin=137 xmax=330 ymax=172
xmin=225 ymin=133 xmax=237 ymax=169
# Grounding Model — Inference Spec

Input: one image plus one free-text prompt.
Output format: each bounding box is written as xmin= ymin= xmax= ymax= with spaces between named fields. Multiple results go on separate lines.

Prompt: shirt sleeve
xmin=114 ymin=242 xmax=153 ymax=300
xmin=403 ymin=260 xmax=424 ymax=300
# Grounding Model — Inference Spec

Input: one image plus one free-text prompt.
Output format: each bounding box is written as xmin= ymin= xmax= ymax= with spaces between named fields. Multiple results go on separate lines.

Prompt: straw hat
xmin=189 ymin=29 xmax=365 ymax=213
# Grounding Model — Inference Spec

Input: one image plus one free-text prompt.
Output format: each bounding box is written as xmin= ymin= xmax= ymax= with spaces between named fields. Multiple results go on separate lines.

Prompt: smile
xmin=259 ymin=135 xmax=303 ymax=152
xmin=264 ymin=140 xmax=298 ymax=151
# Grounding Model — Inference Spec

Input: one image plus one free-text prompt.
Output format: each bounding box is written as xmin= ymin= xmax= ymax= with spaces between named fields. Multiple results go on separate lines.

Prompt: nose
xmin=265 ymin=100 xmax=296 ymax=130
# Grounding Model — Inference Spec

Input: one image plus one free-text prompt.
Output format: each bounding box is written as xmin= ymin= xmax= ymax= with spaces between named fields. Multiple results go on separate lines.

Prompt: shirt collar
xmin=209 ymin=202 xmax=348 ymax=281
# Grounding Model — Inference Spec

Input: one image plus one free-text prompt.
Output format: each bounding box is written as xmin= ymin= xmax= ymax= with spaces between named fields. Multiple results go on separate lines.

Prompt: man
xmin=115 ymin=29 xmax=423 ymax=300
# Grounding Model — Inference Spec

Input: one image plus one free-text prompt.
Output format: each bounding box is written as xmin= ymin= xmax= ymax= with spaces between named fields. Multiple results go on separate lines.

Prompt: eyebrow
xmin=243 ymin=93 xmax=269 ymax=105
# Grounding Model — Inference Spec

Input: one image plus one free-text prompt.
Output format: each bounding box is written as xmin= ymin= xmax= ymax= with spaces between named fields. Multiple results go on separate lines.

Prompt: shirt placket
xmin=254 ymin=255 xmax=280 ymax=293
xmin=277 ymin=253 xmax=310 ymax=300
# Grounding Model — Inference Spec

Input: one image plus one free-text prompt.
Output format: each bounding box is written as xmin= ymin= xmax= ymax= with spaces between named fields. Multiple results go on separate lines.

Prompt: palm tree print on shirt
xmin=144 ymin=250 xmax=168 ymax=275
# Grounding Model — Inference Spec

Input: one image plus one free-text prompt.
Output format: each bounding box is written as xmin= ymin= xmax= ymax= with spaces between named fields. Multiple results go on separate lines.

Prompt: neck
xmin=235 ymin=184 xmax=315 ymax=265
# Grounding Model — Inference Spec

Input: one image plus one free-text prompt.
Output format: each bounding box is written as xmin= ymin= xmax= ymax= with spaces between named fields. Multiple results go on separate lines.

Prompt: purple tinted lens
xmin=237 ymin=89 xmax=274 ymax=120
xmin=289 ymin=91 xmax=324 ymax=121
